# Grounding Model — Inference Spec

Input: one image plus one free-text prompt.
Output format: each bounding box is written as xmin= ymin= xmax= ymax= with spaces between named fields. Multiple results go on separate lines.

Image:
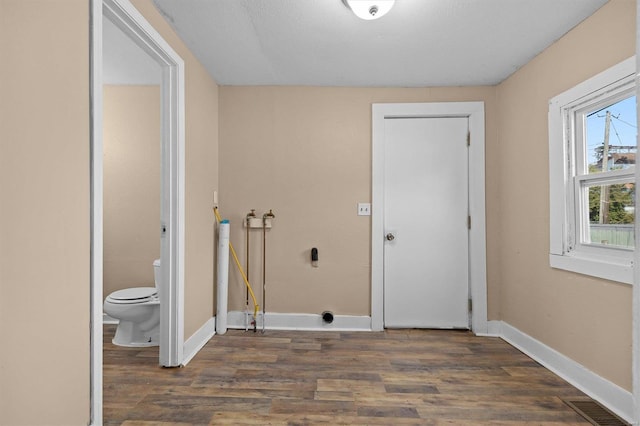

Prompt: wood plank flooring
xmin=103 ymin=325 xmax=591 ymax=425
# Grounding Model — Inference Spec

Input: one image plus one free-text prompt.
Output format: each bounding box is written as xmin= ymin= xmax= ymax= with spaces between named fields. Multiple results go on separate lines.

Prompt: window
xmin=549 ymin=57 xmax=636 ymax=284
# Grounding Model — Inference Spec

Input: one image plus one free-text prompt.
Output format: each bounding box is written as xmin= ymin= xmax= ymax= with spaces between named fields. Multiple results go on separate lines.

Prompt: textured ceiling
xmin=152 ymin=0 xmax=608 ymax=87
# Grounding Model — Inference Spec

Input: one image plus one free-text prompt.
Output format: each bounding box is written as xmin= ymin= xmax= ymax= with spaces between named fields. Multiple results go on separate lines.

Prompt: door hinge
xmin=467 ymin=132 xmax=470 ymax=146
xmin=467 ymin=215 xmax=471 ymax=229
xmin=468 ymin=298 xmax=473 ymax=312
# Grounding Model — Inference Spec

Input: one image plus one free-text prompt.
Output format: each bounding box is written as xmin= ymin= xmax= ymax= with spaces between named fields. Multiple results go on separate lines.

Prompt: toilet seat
xmin=106 ymin=287 xmax=157 ymax=304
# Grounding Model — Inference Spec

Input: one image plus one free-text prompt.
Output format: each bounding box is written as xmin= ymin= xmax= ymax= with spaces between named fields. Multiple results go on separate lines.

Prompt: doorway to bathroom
xmin=102 ymin=13 xmax=162 ymax=345
xmin=90 ymin=0 xmax=185 ymax=423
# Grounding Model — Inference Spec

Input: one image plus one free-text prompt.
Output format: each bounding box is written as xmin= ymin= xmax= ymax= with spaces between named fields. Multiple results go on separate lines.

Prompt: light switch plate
xmin=358 ymin=203 xmax=371 ymax=216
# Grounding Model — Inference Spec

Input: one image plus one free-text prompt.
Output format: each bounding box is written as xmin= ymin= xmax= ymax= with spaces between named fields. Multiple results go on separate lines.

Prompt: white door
xmin=383 ymin=117 xmax=469 ymax=328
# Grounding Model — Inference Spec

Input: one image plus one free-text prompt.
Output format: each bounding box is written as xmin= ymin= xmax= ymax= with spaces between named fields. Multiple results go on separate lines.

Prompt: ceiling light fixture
xmin=343 ymin=0 xmax=395 ymax=20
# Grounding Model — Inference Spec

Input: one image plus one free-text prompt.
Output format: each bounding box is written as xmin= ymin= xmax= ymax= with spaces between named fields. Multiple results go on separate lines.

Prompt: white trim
xmin=371 ymin=102 xmax=487 ymax=334
xmin=226 ymin=311 xmax=373 ymax=331
xmin=182 ymin=317 xmax=216 ymax=366
xmin=493 ymin=320 xmax=634 ymax=424
xmin=548 ymin=56 xmax=636 ymax=284
xmin=548 ymin=97 xmax=567 ymax=256
xmin=479 ymin=320 xmax=502 ymax=337
xmin=550 ymin=253 xmax=633 ymax=284
xmin=89 ymin=2 xmax=103 ymax=424
xmin=551 ymin=57 xmax=635 ymax=110
xmin=634 ymin=19 xmax=640 ymax=423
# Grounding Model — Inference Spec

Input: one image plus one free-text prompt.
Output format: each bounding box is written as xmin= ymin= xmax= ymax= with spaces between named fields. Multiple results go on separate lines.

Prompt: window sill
xmin=549 ymin=253 xmax=633 ymax=284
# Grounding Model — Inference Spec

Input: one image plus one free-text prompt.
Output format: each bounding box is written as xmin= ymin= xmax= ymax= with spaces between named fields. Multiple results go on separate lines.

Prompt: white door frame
xmin=633 ymin=20 xmax=640 ymax=424
xmin=371 ymin=102 xmax=487 ymax=334
xmin=90 ymin=0 xmax=185 ymax=423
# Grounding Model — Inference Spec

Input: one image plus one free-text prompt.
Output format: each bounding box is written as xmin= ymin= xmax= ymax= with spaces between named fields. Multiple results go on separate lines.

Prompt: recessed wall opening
xmin=90 ymin=0 xmax=186 ymax=422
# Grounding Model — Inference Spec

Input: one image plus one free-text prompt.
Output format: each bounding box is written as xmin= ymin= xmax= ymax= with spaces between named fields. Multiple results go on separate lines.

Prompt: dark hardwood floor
xmin=103 ymin=325 xmax=591 ymax=425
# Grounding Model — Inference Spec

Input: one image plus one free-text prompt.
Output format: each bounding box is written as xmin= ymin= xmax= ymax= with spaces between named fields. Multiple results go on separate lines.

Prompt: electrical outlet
xmin=358 ymin=203 xmax=371 ymax=216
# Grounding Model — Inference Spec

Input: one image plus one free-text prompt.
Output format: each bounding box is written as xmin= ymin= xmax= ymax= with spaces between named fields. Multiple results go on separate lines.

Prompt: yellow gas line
xmin=213 ymin=207 xmax=260 ymax=320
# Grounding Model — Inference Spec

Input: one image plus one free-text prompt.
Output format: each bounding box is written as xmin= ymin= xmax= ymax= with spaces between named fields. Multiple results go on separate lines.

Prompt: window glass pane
xmin=586 ymin=95 xmax=637 ymax=174
xmin=586 ymin=182 xmax=635 ymax=248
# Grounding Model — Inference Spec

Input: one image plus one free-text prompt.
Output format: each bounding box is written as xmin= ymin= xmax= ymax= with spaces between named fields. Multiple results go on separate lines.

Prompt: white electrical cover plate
xmin=358 ymin=203 xmax=371 ymax=216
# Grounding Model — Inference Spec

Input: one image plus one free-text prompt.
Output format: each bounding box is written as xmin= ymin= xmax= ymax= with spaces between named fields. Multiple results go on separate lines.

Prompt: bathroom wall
xmin=219 ymin=86 xmax=500 ymax=317
xmin=495 ymin=0 xmax=635 ymax=391
xmin=103 ymin=85 xmax=161 ymax=296
xmin=132 ymin=0 xmax=220 ymax=337
xmin=0 ymin=0 xmax=90 ymax=424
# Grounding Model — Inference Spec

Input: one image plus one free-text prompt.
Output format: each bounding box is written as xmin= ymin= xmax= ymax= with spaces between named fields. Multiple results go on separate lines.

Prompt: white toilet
xmin=103 ymin=259 xmax=161 ymax=347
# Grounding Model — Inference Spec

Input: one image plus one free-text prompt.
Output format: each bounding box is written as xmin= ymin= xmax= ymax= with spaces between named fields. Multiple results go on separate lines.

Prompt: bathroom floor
xmin=103 ymin=325 xmax=595 ymax=425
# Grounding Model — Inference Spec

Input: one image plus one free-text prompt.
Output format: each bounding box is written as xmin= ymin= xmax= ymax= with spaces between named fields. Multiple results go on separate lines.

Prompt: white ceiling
xmin=152 ymin=0 xmax=608 ymax=87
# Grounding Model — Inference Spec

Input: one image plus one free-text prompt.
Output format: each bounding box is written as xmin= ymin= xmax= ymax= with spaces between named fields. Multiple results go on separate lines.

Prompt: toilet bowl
xmin=103 ymin=259 xmax=161 ymax=347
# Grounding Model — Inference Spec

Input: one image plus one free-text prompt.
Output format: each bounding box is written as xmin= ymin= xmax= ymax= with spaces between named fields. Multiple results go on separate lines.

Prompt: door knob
xmin=386 ymin=233 xmax=395 ymax=241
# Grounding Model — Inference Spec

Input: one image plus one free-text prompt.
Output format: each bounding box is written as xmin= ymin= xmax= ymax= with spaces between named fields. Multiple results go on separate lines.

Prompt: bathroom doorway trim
xmin=90 ymin=0 xmax=185 ymax=423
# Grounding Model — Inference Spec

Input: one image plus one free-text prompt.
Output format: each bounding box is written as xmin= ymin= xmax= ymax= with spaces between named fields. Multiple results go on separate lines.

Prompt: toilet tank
xmin=153 ymin=259 xmax=161 ymax=291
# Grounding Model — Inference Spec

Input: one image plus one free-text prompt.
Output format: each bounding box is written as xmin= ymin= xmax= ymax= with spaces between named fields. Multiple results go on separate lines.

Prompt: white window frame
xmin=549 ymin=56 xmax=636 ymax=284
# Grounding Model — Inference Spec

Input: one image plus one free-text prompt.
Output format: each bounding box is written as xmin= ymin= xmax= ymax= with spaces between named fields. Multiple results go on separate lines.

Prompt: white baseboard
xmin=226 ymin=311 xmax=372 ymax=332
xmin=488 ymin=320 xmax=633 ymax=424
xmin=103 ymin=312 xmax=215 ymax=367
xmin=181 ymin=316 xmax=216 ymax=366
xmin=483 ymin=319 xmax=502 ymax=337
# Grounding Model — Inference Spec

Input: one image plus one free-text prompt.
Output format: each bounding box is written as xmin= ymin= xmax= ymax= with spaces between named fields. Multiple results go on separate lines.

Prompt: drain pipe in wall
xmin=216 ymin=219 xmax=230 ymax=335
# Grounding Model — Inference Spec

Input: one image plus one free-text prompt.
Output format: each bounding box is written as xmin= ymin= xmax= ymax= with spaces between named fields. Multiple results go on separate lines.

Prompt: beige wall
xmin=103 ymin=85 xmax=161 ymax=295
xmin=0 ymin=0 xmax=635 ymax=424
xmin=0 ymin=1 xmax=90 ymax=425
xmin=495 ymin=0 xmax=635 ymax=391
xmin=219 ymin=87 xmax=500 ymax=317
xmin=219 ymin=0 xmax=635 ymax=393
xmin=0 ymin=0 xmax=219 ymax=424
xmin=132 ymin=0 xmax=220 ymax=337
